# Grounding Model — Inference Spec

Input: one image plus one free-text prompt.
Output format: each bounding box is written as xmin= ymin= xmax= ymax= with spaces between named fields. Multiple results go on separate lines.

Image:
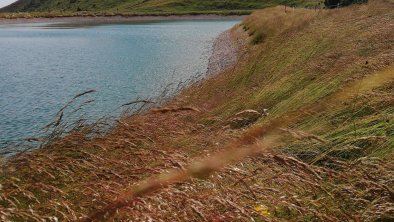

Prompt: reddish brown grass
xmin=1 ymin=1 xmax=393 ymax=221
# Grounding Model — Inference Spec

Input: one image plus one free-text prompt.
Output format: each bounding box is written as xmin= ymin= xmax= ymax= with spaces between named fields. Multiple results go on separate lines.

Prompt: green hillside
xmin=1 ymin=0 xmax=318 ymax=14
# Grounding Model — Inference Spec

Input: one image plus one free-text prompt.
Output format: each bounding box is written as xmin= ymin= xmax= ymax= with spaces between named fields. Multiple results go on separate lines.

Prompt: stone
xmin=228 ymin=109 xmax=268 ymax=129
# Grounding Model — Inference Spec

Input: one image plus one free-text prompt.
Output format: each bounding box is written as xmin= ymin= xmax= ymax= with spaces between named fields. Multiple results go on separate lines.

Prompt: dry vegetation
xmin=1 ymin=1 xmax=394 ymax=221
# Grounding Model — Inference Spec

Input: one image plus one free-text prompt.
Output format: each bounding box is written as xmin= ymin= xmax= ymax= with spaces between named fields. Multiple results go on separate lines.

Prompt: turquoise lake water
xmin=0 ymin=19 xmax=239 ymax=147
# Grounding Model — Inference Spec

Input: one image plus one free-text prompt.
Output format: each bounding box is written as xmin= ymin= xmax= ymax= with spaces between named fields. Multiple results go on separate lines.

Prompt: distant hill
xmin=0 ymin=0 xmax=315 ymax=14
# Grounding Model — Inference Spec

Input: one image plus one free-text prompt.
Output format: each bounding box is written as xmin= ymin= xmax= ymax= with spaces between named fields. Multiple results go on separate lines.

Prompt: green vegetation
xmin=191 ymin=2 xmax=394 ymax=163
xmin=1 ymin=0 xmax=322 ymax=15
xmin=0 ymin=0 xmax=393 ymax=221
xmin=325 ymin=0 xmax=369 ymax=8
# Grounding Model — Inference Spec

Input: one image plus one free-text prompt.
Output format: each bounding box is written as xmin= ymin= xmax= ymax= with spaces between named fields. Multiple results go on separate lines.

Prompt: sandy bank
xmin=0 ymin=14 xmax=244 ymax=25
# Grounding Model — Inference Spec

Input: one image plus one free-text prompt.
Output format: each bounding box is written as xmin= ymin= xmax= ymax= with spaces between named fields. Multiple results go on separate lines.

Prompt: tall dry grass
xmin=1 ymin=1 xmax=393 ymax=221
xmin=243 ymin=6 xmax=319 ymax=44
xmin=80 ymin=64 xmax=394 ymax=221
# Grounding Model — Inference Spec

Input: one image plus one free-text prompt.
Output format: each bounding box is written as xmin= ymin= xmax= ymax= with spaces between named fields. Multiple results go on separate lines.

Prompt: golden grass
xmin=243 ymin=6 xmax=319 ymax=44
xmin=1 ymin=1 xmax=393 ymax=221
xmin=82 ymin=64 xmax=393 ymax=221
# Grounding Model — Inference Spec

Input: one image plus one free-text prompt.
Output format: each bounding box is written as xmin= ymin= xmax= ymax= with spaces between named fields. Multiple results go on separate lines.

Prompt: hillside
xmin=1 ymin=0 xmax=393 ymax=221
xmin=0 ymin=0 xmax=318 ymax=14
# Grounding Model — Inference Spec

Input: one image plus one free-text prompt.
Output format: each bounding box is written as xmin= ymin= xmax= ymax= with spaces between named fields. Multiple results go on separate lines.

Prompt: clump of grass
xmin=242 ymin=6 xmax=318 ymax=44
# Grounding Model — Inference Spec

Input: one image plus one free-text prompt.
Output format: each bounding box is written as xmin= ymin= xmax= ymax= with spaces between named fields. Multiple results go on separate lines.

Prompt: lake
xmin=0 ymin=19 xmax=240 ymax=148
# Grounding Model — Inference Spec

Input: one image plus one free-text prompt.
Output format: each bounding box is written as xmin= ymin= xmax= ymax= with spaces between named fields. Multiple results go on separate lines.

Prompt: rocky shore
xmin=207 ymin=26 xmax=248 ymax=75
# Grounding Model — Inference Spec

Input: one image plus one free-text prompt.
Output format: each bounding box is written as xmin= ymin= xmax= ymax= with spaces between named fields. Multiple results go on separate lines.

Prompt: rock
xmin=234 ymin=109 xmax=261 ymax=118
xmin=228 ymin=109 xmax=268 ymax=129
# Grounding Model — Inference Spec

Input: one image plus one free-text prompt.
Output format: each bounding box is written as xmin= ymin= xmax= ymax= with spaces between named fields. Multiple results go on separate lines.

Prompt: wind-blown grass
xmin=0 ymin=0 xmax=393 ymax=221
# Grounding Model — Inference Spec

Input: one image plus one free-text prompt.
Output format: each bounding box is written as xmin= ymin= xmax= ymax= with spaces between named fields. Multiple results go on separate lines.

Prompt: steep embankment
xmin=1 ymin=1 xmax=393 ymax=221
xmin=0 ymin=0 xmax=318 ymax=14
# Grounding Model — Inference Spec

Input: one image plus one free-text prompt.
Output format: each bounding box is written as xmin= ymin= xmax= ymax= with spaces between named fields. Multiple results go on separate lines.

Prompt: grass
xmin=0 ymin=10 xmax=252 ymax=19
xmin=0 ymin=0 xmax=324 ymax=17
xmin=0 ymin=0 xmax=393 ymax=221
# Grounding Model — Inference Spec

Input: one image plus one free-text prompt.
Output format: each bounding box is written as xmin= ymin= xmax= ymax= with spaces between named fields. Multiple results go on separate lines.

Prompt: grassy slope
xmin=1 ymin=0 xmax=320 ymax=14
xmin=0 ymin=0 xmax=393 ymax=221
xmin=186 ymin=2 xmax=394 ymax=217
xmin=190 ymin=1 xmax=394 ymax=160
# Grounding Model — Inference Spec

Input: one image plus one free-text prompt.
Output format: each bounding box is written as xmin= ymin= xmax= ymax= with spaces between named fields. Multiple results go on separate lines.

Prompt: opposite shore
xmin=0 ymin=14 xmax=245 ymax=25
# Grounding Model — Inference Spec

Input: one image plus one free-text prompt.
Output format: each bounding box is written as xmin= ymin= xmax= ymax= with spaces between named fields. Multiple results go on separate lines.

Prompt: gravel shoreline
xmin=207 ymin=26 xmax=247 ymax=76
xmin=207 ymin=30 xmax=238 ymax=75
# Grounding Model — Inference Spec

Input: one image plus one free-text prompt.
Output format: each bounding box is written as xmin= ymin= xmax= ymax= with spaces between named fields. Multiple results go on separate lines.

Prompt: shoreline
xmin=207 ymin=28 xmax=244 ymax=75
xmin=207 ymin=30 xmax=239 ymax=76
xmin=0 ymin=14 xmax=245 ymax=25
xmin=207 ymin=24 xmax=248 ymax=76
